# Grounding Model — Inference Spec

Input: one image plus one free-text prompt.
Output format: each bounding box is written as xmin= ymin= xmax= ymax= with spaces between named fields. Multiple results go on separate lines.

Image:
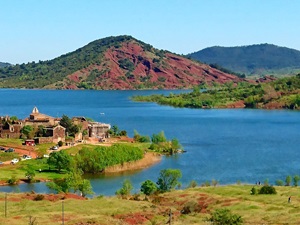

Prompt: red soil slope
xmin=64 ymin=40 xmax=244 ymax=90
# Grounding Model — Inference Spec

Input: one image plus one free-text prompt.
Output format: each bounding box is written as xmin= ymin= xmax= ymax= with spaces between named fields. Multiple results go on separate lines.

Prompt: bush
xmin=211 ymin=179 xmax=219 ymax=187
xmin=250 ymin=187 xmax=257 ymax=195
xmin=275 ymin=179 xmax=284 ymax=186
xmin=34 ymin=194 xmax=44 ymax=201
xmin=7 ymin=175 xmax=18 ymax=185
xmin=141 ymin=180 xmax=157 ymax=196
xmin=285 ymin=175 xmax=292 ymax=186
xmin=181 ymin=201 xmax=202 ymax=214
xmin=188 ymin=180 xmax=197 ymax=188
xmin=207 ymin=208 xmax=243 ymax=225
xmin=58 ymin=141 xmax=63 ymax=147
xmin=259 ymin=185 xmax=277 ymax=195
xmin=115 ymin=179 xmax=133 ymax=197
xmin=201 ymin=181 xmax=211 ymax=187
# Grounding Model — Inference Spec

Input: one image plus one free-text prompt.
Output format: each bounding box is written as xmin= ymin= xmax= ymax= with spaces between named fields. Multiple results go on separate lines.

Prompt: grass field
xmin=0 ymin=185 xmax=299 ymax=225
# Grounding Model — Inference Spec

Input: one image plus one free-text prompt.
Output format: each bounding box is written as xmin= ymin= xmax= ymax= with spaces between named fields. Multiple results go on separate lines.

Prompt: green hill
xmin=0 ymin=62 xmax=11 ymax=68
xmin=187 ymin=44 xmax=300 ymax=76
xmin=0 ymin=35 xmax=243 ymax=90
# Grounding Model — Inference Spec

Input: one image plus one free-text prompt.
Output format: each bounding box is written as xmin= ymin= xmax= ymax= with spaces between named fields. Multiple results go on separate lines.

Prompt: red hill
xmin=0 ymin=36 xmax=245 ymax=90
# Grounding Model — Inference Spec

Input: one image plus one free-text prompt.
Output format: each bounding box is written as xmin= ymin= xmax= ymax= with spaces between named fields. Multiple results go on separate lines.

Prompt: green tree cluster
xmin=75 ymin=144 xmax=144 ymax=173
xmin=108 ymin=125 xmax=127 ymax=137
xmin=60 ymin=115 xmax=80 ymax=137
xmin=133 ymin=130 xmax=150 ymax=143
xmin=139 ymin=169 xmax=182 ymax=195
xmin=47 ymin=169 xmax=93 ymax=197
xmin=132 ymin=74 xmax=300 ymax=110
xmin=47 ymin=150 xmax=73 ymax=173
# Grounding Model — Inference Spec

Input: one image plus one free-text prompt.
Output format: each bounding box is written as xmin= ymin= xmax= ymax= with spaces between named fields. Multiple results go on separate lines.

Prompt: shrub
xmin=141 ymin=180 xmax=157 ymax=196
xmin=259 ymin=185 xmax=277 ymax=195
xmin=58 ymin=141 xmax=63 ymax=147
xmin=250 ymin=187 xmax=257 ymax=195
xmin=211 ymin=179 xmax=219 ymax=187
xmin=181 ymin=201 xmax=202 ymax=214
xmin=7 ymin=175 xmax=18 ymax=185
xmin=201 ymin=181 xmax=211 ymax=187
xmin=285 ymin=175 xmax=292 ymax=186
xmin=207 ymin=208 xmax=243 ymax=225
xmin=188 ymin=180 xmax=197 ymax=188
xmin=275 ymin=179 xmax=284 ymax=186
xmin=118 ymin=59 xmax=135 ymax=71
xmin=293 ymin=175 xmax=300 ymax=187
xmin=115 ymin=179 xmax=133 ymax=197
xmin=34 ymin=194 xmax=44 ymax=201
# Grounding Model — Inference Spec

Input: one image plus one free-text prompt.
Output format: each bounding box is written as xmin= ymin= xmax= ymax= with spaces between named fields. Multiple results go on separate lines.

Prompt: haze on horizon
xmin=1 ymin=0 xmax=299 ymax=64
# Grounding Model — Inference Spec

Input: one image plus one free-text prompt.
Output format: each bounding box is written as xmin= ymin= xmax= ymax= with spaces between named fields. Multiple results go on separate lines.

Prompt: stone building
xmin=0 ymin=120 xmax=23 ymax=138
xmin=24 ymin=106 xmax=60 ymax=127
xmin=88 ymin=122 xmax=111 ymax=139
xmin=35 ymin=125 xmax=66 ymax=144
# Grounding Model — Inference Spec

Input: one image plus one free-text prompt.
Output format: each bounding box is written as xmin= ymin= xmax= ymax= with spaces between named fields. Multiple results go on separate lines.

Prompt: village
xmin=0 ymin=107 xmax=111 ymax=164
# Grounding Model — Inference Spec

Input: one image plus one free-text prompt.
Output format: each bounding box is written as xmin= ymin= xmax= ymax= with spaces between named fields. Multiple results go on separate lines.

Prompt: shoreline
xmin=104 ymin=152 xmax=161 ymax=173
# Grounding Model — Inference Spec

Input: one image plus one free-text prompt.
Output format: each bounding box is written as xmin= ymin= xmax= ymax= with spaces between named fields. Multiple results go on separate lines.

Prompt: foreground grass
xmin=0 ymin=185 xmax=300 ymax=224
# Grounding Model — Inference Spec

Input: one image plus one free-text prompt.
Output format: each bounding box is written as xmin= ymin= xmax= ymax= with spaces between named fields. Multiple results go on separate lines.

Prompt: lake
xmin=0 ymin=89 xmax=300 ymax=195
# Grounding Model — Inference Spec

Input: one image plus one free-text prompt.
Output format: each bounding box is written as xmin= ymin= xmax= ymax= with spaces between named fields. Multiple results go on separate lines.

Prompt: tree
xmin=47 ymin=150 xmax=72 ymax=173
xmin=109 ymin=125 xmax=120 ymax=136
xmin=60 ymin=115 xmax=79 ymax=137
xmin=21 ymin=125 xmax=34 ymax=139
xmin=151 ymin=131 xmax=167 ymax=144
xmin=115 ymin=179 xmax=133 ymax=196
xmin=207 ymin=208 xmax=243 ymax=225
xmin=78 ymin=179 xmax=94 ymax=197
xmin=119 ymin=130 xmax=127 ymax=136
xmin=188 ymin=180 xmax=198 ymax=188
xmin=60 ymin=115 xmax=73 ymax=132
xmin=47 ymin=178 xmax=72 ymax=193
xmin=36 ymin=125 xmax=45 ymax=137
xmin=47 ymin=170 xmax=93 ymax=196
xmin=285 ymin=175 xmax=292 ymax=186
xmin=68 ymin=170 xmax=93 ymax=197
xmin=275 ymin=180 xmax=284 ymax=186
xmin=293 ymin=175 xmax=300 ymax=187
xmin=170 ymin=138 xmax=182 ymax=154
xmin=10 ymin=116 xmax=18 ymax=121
xmin=133 ymin=130 xmax=150 ymax=143
xmin=140 ymin=180 xmax=157 ymax=195
xmin=25 ymin=167 xmax=36 ymax=182
xmin=156 ymin=169 xmax=182 ymax=192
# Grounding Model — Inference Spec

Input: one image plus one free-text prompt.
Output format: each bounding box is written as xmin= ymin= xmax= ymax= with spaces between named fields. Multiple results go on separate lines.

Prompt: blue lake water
xmin=0 ymin=89 xmax=300 ymax=195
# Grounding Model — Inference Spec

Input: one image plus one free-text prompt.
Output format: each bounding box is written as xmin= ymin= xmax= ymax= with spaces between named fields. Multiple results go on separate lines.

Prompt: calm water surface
xmin=0 ymin=89 xmax=299 ymax=195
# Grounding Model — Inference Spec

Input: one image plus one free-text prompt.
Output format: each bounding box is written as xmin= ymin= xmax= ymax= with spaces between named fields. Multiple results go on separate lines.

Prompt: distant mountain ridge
xmin=0 ymin=62 xmax=11 ymax=68
xmin=187 ymin=44 xmax=300 ymax=76
xmin=0 ymin=35 xmax=243 ymax=90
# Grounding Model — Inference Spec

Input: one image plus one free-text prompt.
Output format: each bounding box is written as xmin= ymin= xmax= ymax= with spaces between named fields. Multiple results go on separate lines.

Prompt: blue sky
xmin=1 ymin=0 xmax=299 ymax=64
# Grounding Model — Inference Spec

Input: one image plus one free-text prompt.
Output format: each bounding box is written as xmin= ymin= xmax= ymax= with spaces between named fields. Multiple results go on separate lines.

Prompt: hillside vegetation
xmin=132 ymin=75 xmax=300 ymax=110
xmin=0 ymin=62 xmax=11 ymax=68
xmin=1 ymin=185 xmax=300 ymax=224
xmin=187 ymin=44 xmax=300 ymax=76
xmin=0 ymin=35 xmax=243 ymax=90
